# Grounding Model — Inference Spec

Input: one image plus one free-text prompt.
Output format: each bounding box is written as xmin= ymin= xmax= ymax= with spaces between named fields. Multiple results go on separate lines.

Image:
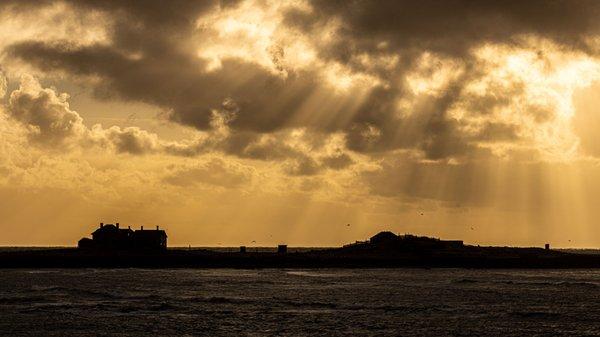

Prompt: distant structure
xmin=369 ymin=231 xmax=398 ymax=245
xmin=545 ymin=243 xmax=550 ymax=250
xmin=277 ymin=244 xmax=287 ymax=254
xmin=78 ymin=222 xmax=167 ymax=251
xmin=371 ymin=232 xmax=463 ymax=249
xmin=344 ymin=231 xmax=464 ymax=250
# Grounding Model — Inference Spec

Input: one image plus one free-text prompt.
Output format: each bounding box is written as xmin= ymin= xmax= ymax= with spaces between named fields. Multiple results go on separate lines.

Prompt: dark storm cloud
xmin=286 ymin=0 xmax=600 ymax=60
xmin=219 ymin=131 xmax=352 ymax=175
xmin=344 ymin=79 xmax=478 ymax=160
xmin=6 ymin=0 xmax=321 ymax=133
xmin=8 ymin=40 xmax=322 ymax=134
xmin=5 ymin=0 xmax=600 ymax=161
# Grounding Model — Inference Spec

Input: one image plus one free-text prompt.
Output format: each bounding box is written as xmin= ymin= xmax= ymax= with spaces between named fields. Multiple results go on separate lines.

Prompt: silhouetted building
xmin=90 ymin=223 xmax=133 ymax=250
xmin=77 ymin=237 xmax=94 ymax=249
xmin=78 ymin=223 xmax=167 ymax=251
xmin=370 ymin=231 xmax=398 ymax=244
xmin=133 ymin=226 xmax=167 ymax=250
xmin=545 ymin=243 xmax=550 ymax=250
xmin=351 ymin=231 xmax=464 ymax=251
xmin=278 ymin=245 xmax=287 ymax=253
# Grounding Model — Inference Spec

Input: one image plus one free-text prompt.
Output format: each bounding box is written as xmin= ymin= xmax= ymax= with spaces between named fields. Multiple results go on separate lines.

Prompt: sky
xmin=2 ymin=0 xmax=600 ymax=247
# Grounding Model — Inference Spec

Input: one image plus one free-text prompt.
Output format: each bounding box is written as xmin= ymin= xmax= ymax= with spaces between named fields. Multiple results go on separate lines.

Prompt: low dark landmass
xmin=2 ymin=231 xmax=600 ymax=268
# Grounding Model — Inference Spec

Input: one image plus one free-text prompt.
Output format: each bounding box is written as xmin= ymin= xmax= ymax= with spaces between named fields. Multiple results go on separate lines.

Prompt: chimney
xmin=100 ymin=222 xmax=104 ymax=228
xmin=141 ymin=226 xmax=144 ymax=231
xmin=116 ymin=223 xmax=119 ymax=229
xmin=156 ymin=225 xmax=159 ymax=230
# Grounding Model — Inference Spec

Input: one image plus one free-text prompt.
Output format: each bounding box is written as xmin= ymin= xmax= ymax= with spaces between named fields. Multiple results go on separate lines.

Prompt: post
xmin=141 ymin=226 xmax=144 ymax=230
xmin=545 ymin=243 xmax=550 ymax=250
xmin=100 ymin=222 xmax=104 ymax=228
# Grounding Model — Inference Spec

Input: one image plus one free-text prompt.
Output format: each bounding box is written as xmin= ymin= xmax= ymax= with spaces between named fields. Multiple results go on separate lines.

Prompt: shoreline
xmin=3 ymin=247 xmax=600 ymax=269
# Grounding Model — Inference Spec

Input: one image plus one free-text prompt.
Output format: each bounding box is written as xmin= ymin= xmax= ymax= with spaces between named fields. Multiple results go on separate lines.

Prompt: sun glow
xmin=194 ymin=0 xmax=381 ymax=93
xmin=461 ymin=41 xmax=600 ymax=161
xmin=405 ymin=52 xmax=465 ymax=96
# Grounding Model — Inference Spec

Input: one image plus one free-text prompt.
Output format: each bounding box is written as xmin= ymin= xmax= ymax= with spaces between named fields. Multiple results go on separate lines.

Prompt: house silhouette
xmin=78 ymin=223 xmax=167 ymax=251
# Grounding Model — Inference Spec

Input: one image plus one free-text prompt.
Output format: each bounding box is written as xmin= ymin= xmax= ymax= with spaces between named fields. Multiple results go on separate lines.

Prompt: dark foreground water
xmin=1 ymin=269 xmax=600 ymax=336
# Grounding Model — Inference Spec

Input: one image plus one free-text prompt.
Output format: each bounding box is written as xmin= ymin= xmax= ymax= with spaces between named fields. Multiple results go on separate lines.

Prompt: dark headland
xmin=2 ymin=223 xmax=600 ymax=268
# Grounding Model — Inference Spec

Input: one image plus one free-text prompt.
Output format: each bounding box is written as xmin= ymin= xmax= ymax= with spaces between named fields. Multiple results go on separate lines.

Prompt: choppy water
xmin=1 ymin=269 xmax=600 ymax=336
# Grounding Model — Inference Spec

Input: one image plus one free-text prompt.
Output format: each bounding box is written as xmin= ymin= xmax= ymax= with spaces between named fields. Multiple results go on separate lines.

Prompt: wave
xmin=29 ymin=285 xmax=170 ymax=301
xmin=277 ymin=299 xmax=338 ymax=309
xmin=0 ymin=296 xmax=50 ymax=304
xmin=31 ymin=286 xmax=124 ymax=299
xmin=184 ymin=296 xmax=257 ymax=305
xmin=498 ymin=280 xmax=599 ymax=288
xmin=147 ymin=302 xmax=177 ymax=311
xmin=452 ymin=278 xmax=600 ymax=288
xmin=453 ymin=278 xmax=479 ymax=284
xmin=285 ymin=271 xmax=352 ymax=278
xmin=121 ymin=294 xmax=164 ymax=301
xmin=510 ymin=311 xmax=561 ymax=319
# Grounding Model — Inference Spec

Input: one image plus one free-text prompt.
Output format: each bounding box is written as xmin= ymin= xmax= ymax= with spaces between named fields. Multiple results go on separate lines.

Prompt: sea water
xmin=1 ymin=268 xmax=599 ymax=336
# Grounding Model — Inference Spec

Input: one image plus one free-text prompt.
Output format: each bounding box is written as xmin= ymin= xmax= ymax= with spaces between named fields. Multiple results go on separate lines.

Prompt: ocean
xmin=1 ymin=268 xmax=600 ymax=336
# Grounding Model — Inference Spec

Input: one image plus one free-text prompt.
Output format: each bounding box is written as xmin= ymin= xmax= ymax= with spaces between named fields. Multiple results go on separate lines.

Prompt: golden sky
xmin=2 ymin=0 xmax=600 ymax=247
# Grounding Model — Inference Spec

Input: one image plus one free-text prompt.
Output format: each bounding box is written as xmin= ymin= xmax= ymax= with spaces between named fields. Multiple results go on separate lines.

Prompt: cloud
xmin=7 ymin=74 xmax=87 ymax=146
xmin=88 ymin=125 xmax=161 ymax=155
xmin=3 ymin=1 xmax=600 ymax=247
xmin=3 ymin=75 xmax=358 ymax=178
xmin=284 ymin=156 xmax=321 ymax=176
xmin=286 ymin=0 xmax=600 ymax=60
xmin=0 ymin=1 xmax=111 ymax=48
xmin=163 ymin=158 xmax=253 ymax=188
xmin=3 ymin=0 xmax=600 ymax=164
xmin=0 ymin=71 xmax=6 ymax=98
xmin=4 ymin=75 xmax=173 ymax=155
xmin=282 ymin=1 xmax=600 ymax=159
xmin=321 ymin=151 xmax=354 ymax=170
